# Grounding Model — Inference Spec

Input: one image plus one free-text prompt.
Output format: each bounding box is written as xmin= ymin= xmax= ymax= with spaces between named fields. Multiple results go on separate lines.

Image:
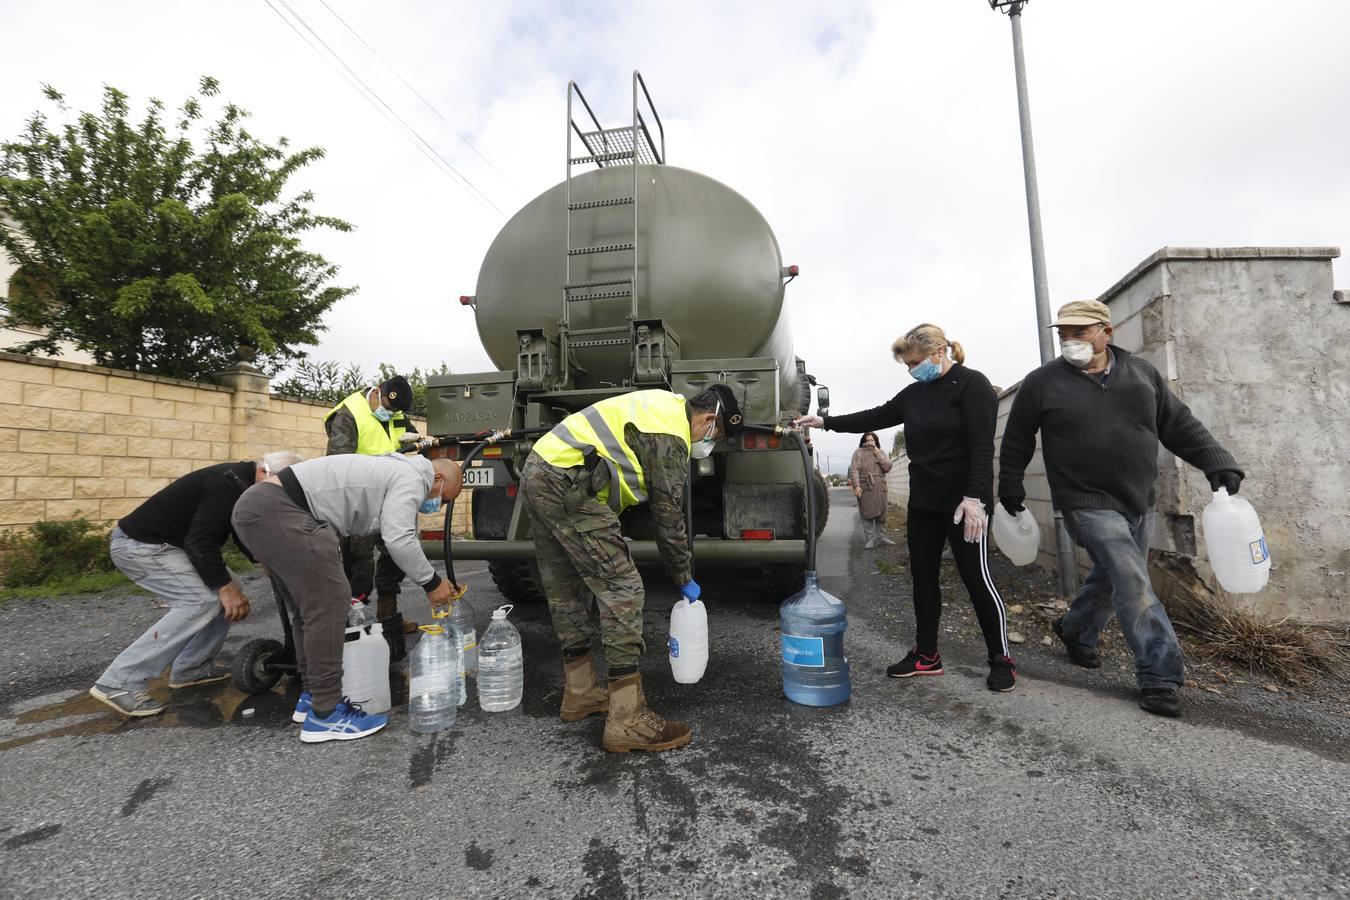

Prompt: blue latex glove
xmin=679 ymin=580 xmax=702 ymax=603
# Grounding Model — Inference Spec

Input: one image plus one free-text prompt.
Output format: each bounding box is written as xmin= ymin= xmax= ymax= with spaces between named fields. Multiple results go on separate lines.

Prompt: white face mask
xmin=690 ymin=409 xmax=718 ymax=459
xmin=1061 ymin=340 xmax=1095 ymax=368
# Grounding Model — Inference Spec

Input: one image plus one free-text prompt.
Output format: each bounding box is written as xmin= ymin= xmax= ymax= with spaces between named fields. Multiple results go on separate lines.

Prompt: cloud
xmin=2 ymin=0 xmax=1347 ymax=474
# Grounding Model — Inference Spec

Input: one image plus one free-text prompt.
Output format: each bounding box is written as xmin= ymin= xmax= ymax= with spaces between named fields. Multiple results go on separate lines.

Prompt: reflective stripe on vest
xmin=531 ymin=390 xmax=691 ymax=512
xmin=324 ymin=390 xmax=407 ymax=455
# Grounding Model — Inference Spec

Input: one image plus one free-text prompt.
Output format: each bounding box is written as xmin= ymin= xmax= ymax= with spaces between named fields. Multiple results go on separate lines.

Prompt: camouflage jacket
xmin=324 ymin=406 xmax=419 ymax=456
xmin=625 ymin=423 xmax=692 ymax=585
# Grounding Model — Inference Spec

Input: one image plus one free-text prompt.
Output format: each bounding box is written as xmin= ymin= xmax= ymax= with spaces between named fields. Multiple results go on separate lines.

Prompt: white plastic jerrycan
xmin=342 ymin=621 xmax=391 ymax=713
xmin=992 ymin=505 xmax=1040 ymax=566
xmin=668 ymin=598 xmax=709 ymax=684
xmin=1202 ymin=488 xmax=1270 ymax=593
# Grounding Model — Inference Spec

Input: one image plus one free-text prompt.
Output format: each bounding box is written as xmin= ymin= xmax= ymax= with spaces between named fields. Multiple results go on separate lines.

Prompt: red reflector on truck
xmin=740 ymin=529 xmax=775 ymax=540
xmin=421 ymin=530 xmax=445 ymax=542
xmin=506 ymin=484 xmax=518 ymax=497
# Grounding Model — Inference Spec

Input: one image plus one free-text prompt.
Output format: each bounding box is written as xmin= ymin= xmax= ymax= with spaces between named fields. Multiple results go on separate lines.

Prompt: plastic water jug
xmin=992 ymin=505 xmax=1040 ymax=566
xmin=448 ymin=601 xmax=478 ymax=676
xmin=668 ymin=598 xmax=708 ymax=684
xmin=433 ymin=611 xmax=469 ymax=707
xmin=341 ymin=621 xmax=391 ymax=713
xmin=347 ymin=597 xmax=376 ymax=628
xmin=1202 ymin=488 xmax=1271 ymax=593
xmin=780 ymin=573 xmax=851 ymax=706
xmin=478 ymin=605 xmax=523 ymax=712
xmin=408 ymin=624 xmax=460 ymax=733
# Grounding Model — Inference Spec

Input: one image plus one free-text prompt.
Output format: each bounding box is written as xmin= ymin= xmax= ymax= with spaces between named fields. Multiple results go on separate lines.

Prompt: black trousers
xmin=906 ymin=507 xmax=1009 ymax=660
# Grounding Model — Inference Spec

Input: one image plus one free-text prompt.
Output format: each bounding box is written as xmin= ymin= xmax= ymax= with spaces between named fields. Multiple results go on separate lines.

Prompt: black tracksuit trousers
xmin=906 ymin=507 xmax=1010 ymax=660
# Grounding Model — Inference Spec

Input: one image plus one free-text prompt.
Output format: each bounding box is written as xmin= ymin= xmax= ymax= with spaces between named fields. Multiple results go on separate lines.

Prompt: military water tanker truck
xmin=421 ymin=72 xmax=830 ymax=602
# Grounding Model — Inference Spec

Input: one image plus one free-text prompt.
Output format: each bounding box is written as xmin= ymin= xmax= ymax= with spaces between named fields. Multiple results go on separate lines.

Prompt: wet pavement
xmin=1 ymin=487 xmax=1347 ymax=898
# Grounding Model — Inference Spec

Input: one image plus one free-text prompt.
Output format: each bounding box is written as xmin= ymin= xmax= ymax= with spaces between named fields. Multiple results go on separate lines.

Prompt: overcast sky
xmin=3 ymin=0 xmax=1348 ymax=472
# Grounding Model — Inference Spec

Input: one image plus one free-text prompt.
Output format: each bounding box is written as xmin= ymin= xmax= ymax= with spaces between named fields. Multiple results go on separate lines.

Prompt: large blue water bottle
xmin=780 ymin=572 xmax=851 ymax=706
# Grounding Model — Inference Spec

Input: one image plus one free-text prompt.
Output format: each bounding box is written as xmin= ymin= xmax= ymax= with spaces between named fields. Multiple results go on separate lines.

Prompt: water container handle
xmin=493 ymin=604 xmax=514 ymax=619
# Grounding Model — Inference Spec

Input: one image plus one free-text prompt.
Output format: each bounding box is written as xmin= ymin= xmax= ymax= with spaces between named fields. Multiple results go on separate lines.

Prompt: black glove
xmin=1000 ymin=496 xmax=1025 ymax=515
xmin=1208 ymin=470 xmax=1243 ymax=495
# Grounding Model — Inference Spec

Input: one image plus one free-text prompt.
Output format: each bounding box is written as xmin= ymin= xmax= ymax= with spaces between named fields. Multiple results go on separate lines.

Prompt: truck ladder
xmin=561 ymin=72 xmax=665 ymax=377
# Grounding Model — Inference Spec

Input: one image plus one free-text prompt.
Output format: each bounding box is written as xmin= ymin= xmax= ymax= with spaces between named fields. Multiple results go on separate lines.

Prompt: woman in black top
xmin=795 ymin=324 xmax=1015 ymax=692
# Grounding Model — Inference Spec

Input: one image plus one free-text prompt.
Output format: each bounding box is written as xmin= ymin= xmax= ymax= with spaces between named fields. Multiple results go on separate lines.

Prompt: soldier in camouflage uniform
xmin=323 ymin=376 xmax=419 ymax=629
xmin=521 ymin=385 xmax=740 ymax=753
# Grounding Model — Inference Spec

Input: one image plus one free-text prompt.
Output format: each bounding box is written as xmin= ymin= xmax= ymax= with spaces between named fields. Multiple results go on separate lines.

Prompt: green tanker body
xmin=423 ymin=72 xmax=829 ymax=601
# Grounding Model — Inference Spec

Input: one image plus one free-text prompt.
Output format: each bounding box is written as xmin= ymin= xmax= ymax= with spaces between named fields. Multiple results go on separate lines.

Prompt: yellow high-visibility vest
xmin=531 ymin=390 xmax=691 ymax=512
xmin=324 ymin=390 xmax=408 ymax=455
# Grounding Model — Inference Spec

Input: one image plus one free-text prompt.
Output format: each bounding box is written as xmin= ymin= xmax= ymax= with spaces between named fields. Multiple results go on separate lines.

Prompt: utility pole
xmin=988 ymin=0 xmax=1079 ymax=598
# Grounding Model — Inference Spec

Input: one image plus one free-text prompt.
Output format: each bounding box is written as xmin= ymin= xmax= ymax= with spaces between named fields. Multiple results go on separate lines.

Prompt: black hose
xmin=438 ymin=427 xmax=552 ymax=588
xmin=784 ymin=429 xmax=818 ymax=573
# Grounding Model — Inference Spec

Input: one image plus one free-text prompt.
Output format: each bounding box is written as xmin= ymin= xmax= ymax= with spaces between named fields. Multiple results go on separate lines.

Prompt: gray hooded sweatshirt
xmin=291 ymin=453 xmax=440 ymax=590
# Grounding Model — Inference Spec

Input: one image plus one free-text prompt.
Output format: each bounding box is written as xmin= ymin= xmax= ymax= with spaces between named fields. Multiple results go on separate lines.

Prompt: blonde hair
xmin=892 ymin=323 xmax=965 ymax=366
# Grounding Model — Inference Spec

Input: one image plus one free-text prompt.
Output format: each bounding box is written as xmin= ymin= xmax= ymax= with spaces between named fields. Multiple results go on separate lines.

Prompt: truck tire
xmin=489 ymin=561 xmax=545 ymax=605
xmin=811 ymin=468 xmax=830 ymax=536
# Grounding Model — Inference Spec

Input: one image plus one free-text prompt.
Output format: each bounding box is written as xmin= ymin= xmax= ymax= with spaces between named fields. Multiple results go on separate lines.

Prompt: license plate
xmin=463 ymin=466 xmax=495 ymax=488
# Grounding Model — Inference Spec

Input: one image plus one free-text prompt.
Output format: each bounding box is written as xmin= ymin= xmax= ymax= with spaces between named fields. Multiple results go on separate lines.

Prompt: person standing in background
xmin=848 ymin=432 xmax=895 ymax=549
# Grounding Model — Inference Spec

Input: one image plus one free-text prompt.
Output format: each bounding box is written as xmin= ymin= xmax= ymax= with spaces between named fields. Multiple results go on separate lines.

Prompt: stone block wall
xmin=0 ymin=352 xmax=471 ymax=538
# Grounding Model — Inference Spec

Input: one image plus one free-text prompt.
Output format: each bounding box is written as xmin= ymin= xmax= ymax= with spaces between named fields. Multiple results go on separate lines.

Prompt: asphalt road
xmin=1 ymin=487 xmax=1347 ymax=898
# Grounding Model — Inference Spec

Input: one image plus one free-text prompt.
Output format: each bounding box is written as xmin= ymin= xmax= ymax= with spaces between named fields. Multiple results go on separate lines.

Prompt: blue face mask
xmin=373 ymin=405 xmax=394 ymax=423
xmin=909 ymin=358 xmax=942 ymax=383
xmin=419 ymin=495 xmax=442 ymax=515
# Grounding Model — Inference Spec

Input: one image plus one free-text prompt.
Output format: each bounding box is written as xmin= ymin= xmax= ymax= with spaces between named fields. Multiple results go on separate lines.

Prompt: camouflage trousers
xmin=520 ymin=454 xmax=645 ymax=670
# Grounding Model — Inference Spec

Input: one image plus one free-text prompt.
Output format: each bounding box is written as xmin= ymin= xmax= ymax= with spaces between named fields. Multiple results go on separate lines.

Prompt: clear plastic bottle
xmin=780 ymin=573 xmax=851 ymax=706
xmin=447 ymin=601 xmax=479 ymax=677
xmin=408 ymin=624 xmax=460 ymax=733
xmin=477 ymin=604 xmax=523 ymax=712
xmin=347 ymin=596 xmax=376 ymax=628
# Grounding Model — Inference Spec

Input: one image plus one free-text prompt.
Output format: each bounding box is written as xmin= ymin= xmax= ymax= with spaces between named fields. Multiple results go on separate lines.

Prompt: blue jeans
xmin=97 ymin=527 xmax=231 ymax=691
xmin=1061 ymin=509 xmax=1185 ymax=689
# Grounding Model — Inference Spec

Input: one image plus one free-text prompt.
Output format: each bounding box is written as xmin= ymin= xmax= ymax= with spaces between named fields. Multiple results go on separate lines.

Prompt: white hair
xmin=259 ymin=451 xmax=303 ymax=475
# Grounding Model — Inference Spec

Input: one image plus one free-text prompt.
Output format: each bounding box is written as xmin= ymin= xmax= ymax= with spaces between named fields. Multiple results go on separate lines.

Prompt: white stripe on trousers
xmin=975 ymin=531 xmax=1010 ymax=657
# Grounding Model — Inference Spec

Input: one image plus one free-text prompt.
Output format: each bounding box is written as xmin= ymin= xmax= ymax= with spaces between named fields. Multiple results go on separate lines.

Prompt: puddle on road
xmin=0 ymin=677 xmax=302 ymax=753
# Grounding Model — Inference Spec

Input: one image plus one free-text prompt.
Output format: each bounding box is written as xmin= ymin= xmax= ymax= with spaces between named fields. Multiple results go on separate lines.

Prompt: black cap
xmin=706 ymin=384 xmax=743 ymax=435
xmin=380 ymin=375 xmax=413 ymax=413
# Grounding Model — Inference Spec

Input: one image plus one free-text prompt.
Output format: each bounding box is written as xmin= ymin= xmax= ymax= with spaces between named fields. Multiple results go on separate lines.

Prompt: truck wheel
xmin=489 ymin=561 xmax=545 ymax=604
xmin=812 ymin=468 xmax=830 ymax=536
xmin=232 ymin=638 xmax=285 ymax=694
xmin=760 ymin=564 xmax=806 ymax=602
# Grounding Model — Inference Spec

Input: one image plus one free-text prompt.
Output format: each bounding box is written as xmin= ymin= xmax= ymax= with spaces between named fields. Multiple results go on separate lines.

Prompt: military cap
xmin=380 ymin=375 xmax=413 ymax=413
xmin=706 ymin=383 xmax=743 ymax=435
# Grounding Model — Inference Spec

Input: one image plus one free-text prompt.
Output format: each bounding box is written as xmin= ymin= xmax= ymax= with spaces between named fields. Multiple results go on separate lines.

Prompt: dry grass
xmin=1152 ymin=553 xmax=1350 ymax=685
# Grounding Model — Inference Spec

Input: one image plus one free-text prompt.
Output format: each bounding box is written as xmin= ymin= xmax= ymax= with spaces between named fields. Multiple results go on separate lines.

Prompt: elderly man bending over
xmin=89 ymin=451 xmax=303 ymax=717
xmin=232 ymin=452 xmax=462 ymax=743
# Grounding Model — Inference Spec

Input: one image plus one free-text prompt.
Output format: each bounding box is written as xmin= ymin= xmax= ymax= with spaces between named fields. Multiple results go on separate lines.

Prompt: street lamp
xmin=988 ymin=0 xmax=1080 ymax=598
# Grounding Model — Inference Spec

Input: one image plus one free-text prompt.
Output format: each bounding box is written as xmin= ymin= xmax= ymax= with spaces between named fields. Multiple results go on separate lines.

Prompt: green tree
xmin=271 ymin=359 xmax=369 ymax=407
xmin=274 ymin=360 xmax=452 ymax=417
xmin=0 ymin=77 xmax=354 ymax=378
xmin=891 ymin=428 xmax=906 ymax=458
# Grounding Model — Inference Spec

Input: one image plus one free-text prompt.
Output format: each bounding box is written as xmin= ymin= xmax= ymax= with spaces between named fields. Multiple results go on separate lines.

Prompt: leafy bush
xmin=0 ymin=518 xmax=115 ymax=588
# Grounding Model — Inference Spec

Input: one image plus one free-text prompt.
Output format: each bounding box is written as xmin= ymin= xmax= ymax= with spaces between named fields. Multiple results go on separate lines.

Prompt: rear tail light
xmin=506 ymin=484 xmax=518 ymax=498
xmin=420 ymin=530 xmax=445 ymax=541
xmin=740 ymin=529 xmax=775 ymax=540
xmin=430 ymin=444 xmax=459 ymax=460
xmin=743 ymin=434 xmax=759 ymax=450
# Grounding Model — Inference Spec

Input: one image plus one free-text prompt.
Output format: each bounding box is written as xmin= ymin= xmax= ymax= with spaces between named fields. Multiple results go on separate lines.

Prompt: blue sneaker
xmin=299 ymin=698 xmax=388 ymax=744
xmin=292 ymin=691 xmax=312 ymax=724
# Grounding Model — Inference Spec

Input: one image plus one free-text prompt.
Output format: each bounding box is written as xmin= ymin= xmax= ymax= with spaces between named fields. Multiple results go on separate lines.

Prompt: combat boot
xmin=601 ymin=673 xmax=692 ymax=753
xmin=560 ymin=653 xmax=609 ymax=722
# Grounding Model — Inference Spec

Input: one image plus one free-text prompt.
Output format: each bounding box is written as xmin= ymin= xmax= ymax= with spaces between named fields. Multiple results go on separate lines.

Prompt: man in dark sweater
xmin=89 ymin=451 xmax=302 ymax=717
xmin=998 ymin=300 xmax=1244 ymax=718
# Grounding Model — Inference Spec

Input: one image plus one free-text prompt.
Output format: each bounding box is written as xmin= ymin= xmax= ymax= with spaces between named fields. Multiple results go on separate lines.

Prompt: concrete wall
xmin=0 ymin=352 xmax=472 ymax=539
xmin=993 ymin=247 xmax=1348 ymax=622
